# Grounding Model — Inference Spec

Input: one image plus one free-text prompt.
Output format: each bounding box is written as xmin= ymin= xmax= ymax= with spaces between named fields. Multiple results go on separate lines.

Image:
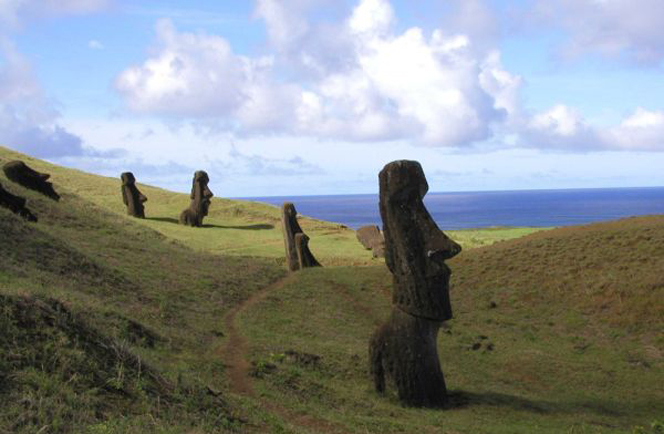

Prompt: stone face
xmin=179 ymin=171 xmax=213 ymax=227
xmin=281 ymin=202 xmax=321 ymax=271
xmin=379 ymin=160 xmax=461 ymax=321
xmin=0 ymin=182 xmax=37 ymax=222
xmin=356 ymin=225 xmax=385 ymax=258
xmin=120 ymin=172 xmax=147 ymax=218
xmin=369 ymin=159 xmax=461 ymax=408
xmin=3 ymin=160 xmax=60 ymax=201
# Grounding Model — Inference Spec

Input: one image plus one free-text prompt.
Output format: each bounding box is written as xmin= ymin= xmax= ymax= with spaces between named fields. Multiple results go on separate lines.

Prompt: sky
xmin=1 ymin=0 xmax=663 ymax=197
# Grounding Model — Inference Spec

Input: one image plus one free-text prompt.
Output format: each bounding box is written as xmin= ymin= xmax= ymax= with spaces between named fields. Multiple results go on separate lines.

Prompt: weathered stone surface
xmin=120 ymin=172 xmax=147 ymax=218
xmin=369 ymin=159 xmax=461 ymax=408
xmin=356 ymin=225 xmax=385 ymax=258
xmin=281 ymin=202 xmax=320 ymax=271
xmin=380 ymin=160 xmax=461 ymax=320
xmin=0 ymin=182 xmax=37 ymax=222
xmin=294 ymin=233 xmax=321 ymax=269
xmin=179 ymin=171 xmax=213 ymax=227
xmin=3 ymin=160 xmax=60 ymax=201
xmin=369 ymin=308 xmax=447 ymax=407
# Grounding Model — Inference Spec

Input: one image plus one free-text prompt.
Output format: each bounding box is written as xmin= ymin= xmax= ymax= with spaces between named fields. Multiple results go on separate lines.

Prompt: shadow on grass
xmin=203 ymin=223 xmax=274 ymax=230
xmin=446 ymin=390 xmax=624 ymax=418
xmin=146 ymin=217 xmax=178 ymax=224
xmin=145 ymin=217 xmax=274 ymax=230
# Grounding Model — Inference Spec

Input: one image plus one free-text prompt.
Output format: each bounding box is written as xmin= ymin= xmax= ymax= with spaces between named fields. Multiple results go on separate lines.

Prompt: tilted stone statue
xmin=3 ymin=160 xmax=60 ymax=201
xmin=179 ymin=170 xmax=213 ymax=227
xmin=0 ymin=182 xmax=37 ymax=222
xmin=356 ymin=225 xmax=385 ymax=258
xmin=369 ymin=160 xmax=461 ymax=407
xmin=120 ymin=172 xmax=148 ymax=218
xmin=281 ymin=202 xmax=321 ymax=271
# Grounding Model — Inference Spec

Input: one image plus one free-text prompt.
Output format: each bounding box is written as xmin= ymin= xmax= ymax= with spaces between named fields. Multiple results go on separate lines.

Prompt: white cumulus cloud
xmin=116 ymin=0 xmax=520 ymax=147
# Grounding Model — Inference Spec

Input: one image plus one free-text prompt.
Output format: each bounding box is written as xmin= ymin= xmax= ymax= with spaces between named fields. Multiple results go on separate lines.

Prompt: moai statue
xmin=281 ymin=202 xmax=321 ymax=271
xmin=3 ymin=160 xmax=60 ymax=200
xmin=356 ymin=225 xmax=385 ymax=258
xmin=0 ymin=182 xmax=37 ymax=222
xmin=179 ymin=170 xmax=213 ymax=227
xmin=120 ymin=172 xmax=148 ymax=218
xmin=369 ymin=160 xmax=461 ymax=408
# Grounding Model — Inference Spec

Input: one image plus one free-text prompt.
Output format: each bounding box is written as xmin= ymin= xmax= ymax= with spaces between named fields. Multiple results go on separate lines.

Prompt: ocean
xmin=243 ymin=187 xmax=664 ymax=230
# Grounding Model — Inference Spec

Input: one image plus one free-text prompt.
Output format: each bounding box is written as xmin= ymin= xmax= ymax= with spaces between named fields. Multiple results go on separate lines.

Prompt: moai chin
xmin=120 ymin=172 xmax=148 ymax=218
xmin=281 ymin=202 xmax=321 ymax=271
xmin=3 ymin=160 xmax=60 ymax=201
xmin=0 ymin=182 xmax=37 ymax=222
xmin=369 ymin=160 xmax=461 ymax=408
xmin=179 ymin=170 xmax=213 ymax=227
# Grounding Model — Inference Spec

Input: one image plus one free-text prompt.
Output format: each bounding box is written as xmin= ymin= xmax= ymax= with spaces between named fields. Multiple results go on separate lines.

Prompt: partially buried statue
xmin=281 ymin=202 xmax=321 ymax=271
xmin=3 ymin=160 xmax=60 ymax=201
xmin=0 ymin=182 xmax=37 ymax=222
xmin=356 ymin=225 xmax=385 ymax=258
xmin=120 ymin=172 xmax=147 ymax=218
xmin=369 ymin=160 xmax=461 ymax=408
xmin=179 ymin=170 xmax=213 ymax=227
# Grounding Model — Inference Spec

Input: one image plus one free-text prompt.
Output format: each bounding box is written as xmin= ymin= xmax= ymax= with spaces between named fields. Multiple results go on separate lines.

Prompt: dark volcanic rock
xmin=179 ymin=170 xmax=213 ymax=227
xmin=281 ymin=202 xmax=321 ymax=271
xmin=356 ymin=225 xmax=385 ymax=258
xmin=369 ymin=160 xmax=461 ymax=408
xmin=0 ymin=182 xmax=37 ymax=221
xmin=120 ymin=172 xmax=148 ymax=218
xmin=3 ymin=160 xmax=60 ymax=201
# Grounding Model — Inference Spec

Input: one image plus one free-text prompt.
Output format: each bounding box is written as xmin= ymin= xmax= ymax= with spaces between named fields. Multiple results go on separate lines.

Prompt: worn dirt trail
xmin=221 ymin=272 xmax=347 ymax=433
xmin=221 ymin=273 xmax=296 ymax=396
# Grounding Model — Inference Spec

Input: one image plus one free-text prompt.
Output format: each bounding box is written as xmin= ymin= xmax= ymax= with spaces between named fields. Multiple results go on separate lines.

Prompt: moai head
xmin=281 ymin=202 xmax=320 ymax=271
xmin=294 ymin=232 xmax=321 ymax=269
xmin=180 ymin=170 xmax=213 ymax=227
xmin=0 ymin=182 xmax=37 ymax=222
xmin=120 ymin=172 xmax=148 ymax=218
xmin=379 ymin=160 xmax=461 ymax=321
xmin=281 ymin=202 xmax=304 ymax=271
xmin=191 ymin=170 xmax=213 ymax=217
xmin=3 ymin=160 xmax=60 ymax=201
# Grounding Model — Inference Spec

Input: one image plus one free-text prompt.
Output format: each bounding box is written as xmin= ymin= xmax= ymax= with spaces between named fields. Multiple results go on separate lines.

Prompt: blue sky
xmin=1 ymin=0 xmax=663 ymax=197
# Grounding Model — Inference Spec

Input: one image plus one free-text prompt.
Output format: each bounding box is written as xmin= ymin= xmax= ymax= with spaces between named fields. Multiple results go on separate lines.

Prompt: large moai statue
xmin=179 ymin=170 xmax=213 ymax=227
xmin=3 ymin=160 xmax=60 ymax=201
xmin=369 ymin=160 xmax=461 ymax=408
xmin=281 ymin=202 xmax=321 ymax=271
xmin=120 ymin=172 xmax=148 ymax=218
xmin=0 ymin=182 xmax=37 ymax=222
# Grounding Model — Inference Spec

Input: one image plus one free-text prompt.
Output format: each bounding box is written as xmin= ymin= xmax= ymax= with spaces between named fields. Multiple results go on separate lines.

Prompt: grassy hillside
xmin=1 ymin=145 xmax=662 ymax=433
xmin=238 ymin=218 xmax=663 ymax=433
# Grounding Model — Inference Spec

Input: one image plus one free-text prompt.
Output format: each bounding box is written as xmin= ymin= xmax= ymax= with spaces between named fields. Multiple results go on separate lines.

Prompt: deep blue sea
xmin=242 ymin=187 xmax=664 ymax=230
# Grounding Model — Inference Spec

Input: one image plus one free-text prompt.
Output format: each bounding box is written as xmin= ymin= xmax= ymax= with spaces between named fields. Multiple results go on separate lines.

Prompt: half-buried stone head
xmin=3 ymin=160 xmax=60 ymax=201
xmin=0 ymin=182 xmax=37 ymax=222
xmin=179 ymin=170 xmax=213 ymax=227
xmin=120 ymin=172 xmax=148 ymax=218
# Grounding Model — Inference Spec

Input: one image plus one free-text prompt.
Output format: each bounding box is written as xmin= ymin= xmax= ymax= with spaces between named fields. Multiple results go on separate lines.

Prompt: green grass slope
xmin=2 ymin=145 xmax=662 ymax=433
xmin=238 ymin=218 xmax=664 ymax=433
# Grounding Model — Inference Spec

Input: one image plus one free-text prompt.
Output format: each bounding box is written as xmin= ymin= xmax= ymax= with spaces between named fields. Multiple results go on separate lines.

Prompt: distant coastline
xmin=238 ymin=186 xmax=664 ymax=230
